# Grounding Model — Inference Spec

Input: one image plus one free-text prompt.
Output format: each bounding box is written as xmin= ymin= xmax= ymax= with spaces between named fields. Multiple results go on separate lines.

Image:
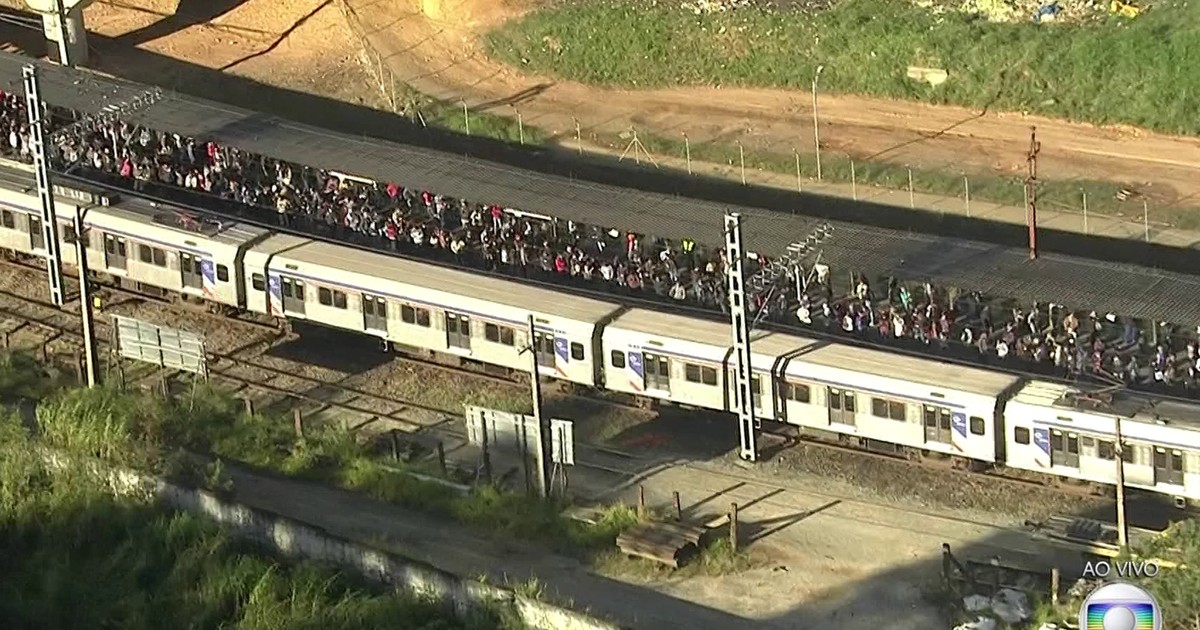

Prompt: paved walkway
xmin=218 ymin=413 xmax=1083 ymax=630
xmin=340 ymin=0 xmax=1200 ymax=253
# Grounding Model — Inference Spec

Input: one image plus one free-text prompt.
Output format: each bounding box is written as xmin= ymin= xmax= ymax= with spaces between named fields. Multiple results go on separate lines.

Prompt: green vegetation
xmin=487 ymin=0 xmax=1200 ymax=134
xmin=0 ymin=410 xmax=512 ymax=630
xmin=4 ymin=350 xmax=637 ymax=559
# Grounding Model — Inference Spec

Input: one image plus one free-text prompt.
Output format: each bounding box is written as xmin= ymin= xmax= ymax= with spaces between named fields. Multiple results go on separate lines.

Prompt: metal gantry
xmin=23 ymin=64 xmax=66 ymax=307
xmin=724 ymin=213 xmax=759 ymax=461
xmin=726 ymin=215 xmax=834 ymax=461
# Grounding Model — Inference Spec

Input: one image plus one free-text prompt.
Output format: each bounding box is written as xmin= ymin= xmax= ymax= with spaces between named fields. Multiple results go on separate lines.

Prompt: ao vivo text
xmin=1082 ymin=559 xmax=1161 ymax=579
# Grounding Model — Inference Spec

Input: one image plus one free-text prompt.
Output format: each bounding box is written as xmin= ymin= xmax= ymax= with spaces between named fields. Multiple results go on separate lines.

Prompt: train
xmin=1 ymin=160 xmax=1197 ymax=508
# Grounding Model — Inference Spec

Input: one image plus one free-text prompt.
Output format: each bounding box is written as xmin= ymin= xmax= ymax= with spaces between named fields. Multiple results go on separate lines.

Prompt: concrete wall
xmin=45 ymin=452 xmax=622 ymax=630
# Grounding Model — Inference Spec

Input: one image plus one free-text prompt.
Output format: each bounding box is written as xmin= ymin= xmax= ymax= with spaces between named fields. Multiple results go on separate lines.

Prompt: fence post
xmin=737 ymin=140 xmax=746 ymax=185
xmin=461 ymin=100 xmax=470 ymax=136
xmin=437 ymin=441 xmax=447 ymax=476
xmin=850 ymin=160 xmax=857 ymax=200
xmin=964 ymin=176 xmax=970 ymax=217
xmin=574 ymin=117 xmax=582 ymax=154
xmin=1082 ymin=192 xmax=1088 ymax=235
xmin=1143 ymin=200 xmax=1150 ymax=242
xmin=637 ymin=484 xmax=646 ymax=520
xmin=673 ymin=491 xmax=682 ymax=521
xmin=74 ymin=350 xmax=83 ymax=383
xmin=514 ymin=107 xmax=524 ymax=145
xmin=293 ymin=407 xmax=305 ymax=440
xmin=243 ymin=397 xmax=254 ymax=416
xmin=793 ymin=147 xmax=802 ymax=192
xmin=1051 ymin=567 xmax=1060 ymax=605
xmin=907 ymin=168 xmax=915 ymax=208
xmin=683 ymin=132 xmax=692 ymax=175
xmin=729 ymin=502 xmax=739 ymax=553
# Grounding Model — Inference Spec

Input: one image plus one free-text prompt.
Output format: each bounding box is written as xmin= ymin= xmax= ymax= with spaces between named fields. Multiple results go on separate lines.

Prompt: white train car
xmin=82 ymin=198 xmax=267 ymax=307
xmin=784 ymin=345 xmax=1022 ymax=464
xmin=242 ymin=236 xmax=621 ymax=387
xmin=0 ymin=167 xmax=266 ymax=308
xmin=1004 ymin=380 xmax=1200 ymax=505
xmin=600 ymin=308 xmax=816 ymax=418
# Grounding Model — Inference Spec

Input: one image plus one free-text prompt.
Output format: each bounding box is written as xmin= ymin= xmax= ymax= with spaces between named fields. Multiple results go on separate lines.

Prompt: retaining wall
xmin=46 ymin=453 xmax=623 ymax=630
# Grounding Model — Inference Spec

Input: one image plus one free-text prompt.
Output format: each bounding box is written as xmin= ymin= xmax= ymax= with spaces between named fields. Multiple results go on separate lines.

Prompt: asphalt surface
xmin=4 ymin=51 xmax=1200 ymax=326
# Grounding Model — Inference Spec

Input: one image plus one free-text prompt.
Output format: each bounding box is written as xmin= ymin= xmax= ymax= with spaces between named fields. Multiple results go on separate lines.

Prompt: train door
xmin=923 ymin=405 xmax=952 ymax=444
xmin=104 ymin=233 xmax=127 ymax=270
xmin=1153 ymin=447 xmax=1184 ymax=485
xmin=445 ymin=312 xmax=471 ymax=350
xmin=180 ymin=252 xmax=203 ymax=290
xmin=1049 ymin=429 xmax=1079 ymax=468
xmin=827 ymin=387 xmax=856 ymax=426
xmin=534 ymin=331 xmax=555 ymax=368
xmin=643 ymin=352 xmax=670 ymax=393
xmin=362 ymin=294 xmax=388 ymax=333
xmin=28 ymin=215 xmax=43 ymax=250
xmin=280 ymin=277 xmax=306 ymax=315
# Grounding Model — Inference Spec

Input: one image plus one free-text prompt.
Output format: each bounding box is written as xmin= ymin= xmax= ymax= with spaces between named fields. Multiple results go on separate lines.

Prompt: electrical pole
xmin=23 ymin=64 xmax=66 ymax=307
xmin=73 ymin=204 xmax=97 ymax=387
xmin=52 ymin=0 xmax=72 ymax=68
xmin=1025 ymin=126 xmax=1040 ymax=260
xmin=525 ymin=314 xmax=552 ymax=498
xmin=725 ymin=213 xmax=759 ymax=462
xmin=1114 ymin=416 xmax=1129 ymax=552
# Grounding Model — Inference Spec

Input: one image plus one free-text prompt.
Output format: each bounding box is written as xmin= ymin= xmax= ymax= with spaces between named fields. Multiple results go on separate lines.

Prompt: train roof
xmin=0 ymin=160 xmax=269 ymax=245
xmin=1014 ymin=380 xmax=1200 ymax=432
xmin=275 ymin=239 xmax=621 ymax=323
xmin=798 ymin=343 xmax=1023 ymax=397
xmin=606 ymin=308 xmax=819 ymax=356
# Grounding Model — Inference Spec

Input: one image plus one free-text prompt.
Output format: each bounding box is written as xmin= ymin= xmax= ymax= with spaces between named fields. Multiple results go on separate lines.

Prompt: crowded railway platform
xmin=1 ymin=84 xmax=1199 ymax=398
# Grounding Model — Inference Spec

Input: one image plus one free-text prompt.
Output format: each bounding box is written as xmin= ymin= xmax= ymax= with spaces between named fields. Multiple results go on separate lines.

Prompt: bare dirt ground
xmin=345 ymin=0 xmax=1200 ymax=208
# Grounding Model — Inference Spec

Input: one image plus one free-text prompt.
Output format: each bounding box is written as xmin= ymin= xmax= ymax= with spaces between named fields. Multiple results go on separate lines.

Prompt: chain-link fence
xmin=334 ymin=0 xmax=1189 ymax=247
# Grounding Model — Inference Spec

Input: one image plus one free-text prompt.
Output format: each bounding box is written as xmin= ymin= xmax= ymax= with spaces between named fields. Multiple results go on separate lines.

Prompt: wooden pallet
xmin=616 ymin=521 xmax=708 ymax=568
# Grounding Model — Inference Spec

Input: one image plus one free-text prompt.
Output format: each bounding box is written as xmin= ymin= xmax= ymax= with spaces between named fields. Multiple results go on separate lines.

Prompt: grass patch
xmin=0 ymin=413 xmax=516 ymax=630
xmin=487 ymin=0 xmax=1200 ymax=135
xmin=390 ymin=83 xmax=544 ymax=146
xmin=27 ymin=378 xmax=639 ymax=560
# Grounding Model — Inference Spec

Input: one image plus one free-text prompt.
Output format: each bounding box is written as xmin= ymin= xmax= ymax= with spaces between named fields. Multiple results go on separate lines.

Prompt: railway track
xmin=0 ymin=269 xmax=1118 ymax=513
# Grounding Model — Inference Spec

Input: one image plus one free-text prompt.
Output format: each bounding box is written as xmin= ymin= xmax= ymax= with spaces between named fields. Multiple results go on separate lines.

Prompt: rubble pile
xmin=911 ymin=0 xmax=1114 ymax=23
xmin=680 ymin=0 xmax=753 ymax=14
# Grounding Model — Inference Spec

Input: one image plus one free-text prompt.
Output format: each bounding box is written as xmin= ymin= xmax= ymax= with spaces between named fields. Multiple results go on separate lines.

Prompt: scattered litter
xmin=1038 ymin=623 xmax=1062 ymax=630
xmin=954 ymin=618 xmax=997 ymax=630
xmin=679 ymin=0 xmax=751 ymax=15
xmin=990 ymin=588 xmax=1033 ymax=625
xmin=963 ymin=594 xmax=991 ymax=612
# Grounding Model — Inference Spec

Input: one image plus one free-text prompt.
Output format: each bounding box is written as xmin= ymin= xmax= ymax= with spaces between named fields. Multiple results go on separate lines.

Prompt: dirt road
xmin=347 ymin=0 xmax=1200 ymax=208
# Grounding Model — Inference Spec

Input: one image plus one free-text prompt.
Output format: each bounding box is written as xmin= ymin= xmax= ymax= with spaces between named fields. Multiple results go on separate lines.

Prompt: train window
xmin=333 ymin=290 xmax=347 ymax=309
xmin=138 ymin=244 xmax=152 ymax=263
xmin=701 ymin=367 xmax=717 ymax=386
xmin=783 ymin=382 xmax=810 ymax=403
xmin=216 ymin=265 xmax=230 ymax=282
xmin=685 ymin=364 xmax=702 ymax=383
xmin=400 ymin=305 xmax=432 ymax=327
xmin=969 ymin=417 xmax=985 ymax=436
xmin=1097 ymin=440 xmax=1115 ymax=460
xmin=750 ymin=377 xmax=761 ymax=396
xmin=610 ymin=350 xmax=626 ymax=369
xmin=871 ymin=398 xmax=906 ymax=421
xmin=0 ymin=209 xmax=13 ymax=229
xmin=138 ymin=245 xmax=166 ymax=267
xmin=483 ymin=324 xmax=516 ymax=346
xmin=1014 ymin=427 xmax=1030 ymax=445
xmin=252 ymin=273 xmax=265 ymax=291
xmin=319 ymin=288 xmax=333 ymax=305
xmin=570 ymin=342 xmax=584 ymax=361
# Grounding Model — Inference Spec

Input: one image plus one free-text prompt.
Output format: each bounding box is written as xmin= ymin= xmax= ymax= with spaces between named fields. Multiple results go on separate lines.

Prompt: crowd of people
xmin=1 ymin=92 xmax=1198 ymax=396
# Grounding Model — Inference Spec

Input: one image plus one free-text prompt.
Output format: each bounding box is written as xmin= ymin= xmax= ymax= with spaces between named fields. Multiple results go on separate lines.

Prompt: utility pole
xmin=52 ymin=0 xmax=72 ymax=68
xmin=811 ymin=65 xmax=825 ymax=181
xmin=73 ymin=204 xmax=97 ymax=387
xmin=23 ymin=64 xmax=66 ymax=307
xmin=524 ymin=315 xmax=552 ymax=498
xmin=1114 ymin=416 xmax=1129 ymax=552
xmin=725 ymin=213 xmax=759 ymax=462
xmin=1025 ymin=126 xmax=1040 ymax=260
